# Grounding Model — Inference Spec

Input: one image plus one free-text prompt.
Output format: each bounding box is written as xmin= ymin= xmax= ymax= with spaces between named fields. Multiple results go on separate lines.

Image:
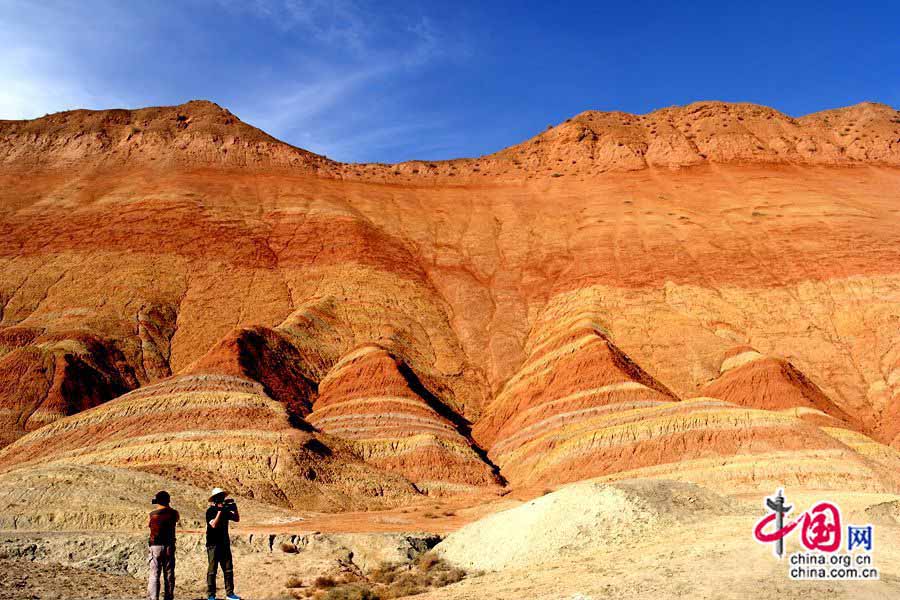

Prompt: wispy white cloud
xmin=0 ymin=0 xmax=476 ymax=161
xmin=223 ymin=3 xmax=473 ymax=161
xmin=239 ymin=65 xmax=385 ymax=134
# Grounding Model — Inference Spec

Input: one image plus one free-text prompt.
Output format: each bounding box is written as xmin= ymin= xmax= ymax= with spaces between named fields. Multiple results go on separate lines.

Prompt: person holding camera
xmin=148 ymin=490 xmax=179 ymax=600
xmin=206 ymin=487 xmax=241 ymax=600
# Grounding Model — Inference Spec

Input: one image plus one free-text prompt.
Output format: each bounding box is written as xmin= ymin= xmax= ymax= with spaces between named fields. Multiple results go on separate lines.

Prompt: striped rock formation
xmin=185 ymin=325 xmax=317 ymax=426
xmin=473 ymin=308 xmax=900 ymax=492
xmin=561 ymin=399 xmax=900 ymax=494
xmin=1 ymin=99 xmax=900 ymax=508
xmin=307 ymin=345 xmax=499 ymax=493
xmin=0 ymin=374 xmax=417 ymax=510
xmin=700 ymin=346 xmax=856 ymax=427
xmin=472 ymin=314 xmax=679 ymax=487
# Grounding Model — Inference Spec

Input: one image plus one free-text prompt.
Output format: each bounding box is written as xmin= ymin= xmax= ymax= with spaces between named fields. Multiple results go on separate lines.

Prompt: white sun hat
xmin=209 ymin=487 xmax=228 ymax=501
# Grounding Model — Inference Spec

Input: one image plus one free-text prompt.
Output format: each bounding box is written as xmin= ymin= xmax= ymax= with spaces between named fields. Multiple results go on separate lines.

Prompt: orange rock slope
xmin=1 ymin=99 xmax=899 ymax=510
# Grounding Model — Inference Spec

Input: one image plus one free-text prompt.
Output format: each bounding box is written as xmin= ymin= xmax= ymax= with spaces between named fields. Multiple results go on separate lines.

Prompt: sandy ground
xmin=423 ymin=487 xmax=900 ymax=600
xmin=0 ymin=558 xmax=195 ymax=600
xmin=421 ymin=516 xmax=900 ymax=599
xmin=2 ymin=482 xmax=897 ymax=600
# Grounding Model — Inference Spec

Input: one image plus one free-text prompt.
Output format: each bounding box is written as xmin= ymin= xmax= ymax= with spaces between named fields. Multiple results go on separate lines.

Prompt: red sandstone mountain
xmin=0 ymin=329 xmax=138 ymax=446
xmin=2 ymin=100 xmax=898 ymax=174
xmin=0 ymin=100 xmax=331 ymax=170
xmin=1 ymin=100 xmax=899 ymax=510
xmin=491 ymin=101 xmax=900 ymax=173
xmin=700 ymin=346 xmax=856 ymax=426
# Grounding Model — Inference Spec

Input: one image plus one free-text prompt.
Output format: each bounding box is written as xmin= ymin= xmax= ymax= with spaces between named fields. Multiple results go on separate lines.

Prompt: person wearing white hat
xmin=205 ymin=487 xmax=240 ymax=600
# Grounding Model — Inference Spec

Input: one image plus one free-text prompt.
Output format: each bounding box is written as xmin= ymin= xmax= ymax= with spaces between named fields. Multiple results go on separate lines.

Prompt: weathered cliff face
xmin=0 ymin=330 xmax=138 ymax=446
xmin=2 ymin=100 xmax=897 ymax=174
xmin=489 ymin=101 xmax=900 ymax=173
xmin=0 ymin=100 xmax=332 ymax=170
xmin=1 ymin=100 xmax=899 ymax=511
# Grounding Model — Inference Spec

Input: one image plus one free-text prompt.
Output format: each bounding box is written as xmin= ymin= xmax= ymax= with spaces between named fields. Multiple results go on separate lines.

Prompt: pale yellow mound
xmin=436 ymin=479 xmax=735 ymax=571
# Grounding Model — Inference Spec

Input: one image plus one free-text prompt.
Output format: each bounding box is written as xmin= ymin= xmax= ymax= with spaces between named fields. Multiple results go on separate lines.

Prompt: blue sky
xmin=1 ymin=0 xmax=898 ymax=163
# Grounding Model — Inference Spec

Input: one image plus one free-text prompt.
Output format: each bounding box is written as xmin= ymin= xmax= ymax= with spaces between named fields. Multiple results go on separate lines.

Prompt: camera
xmin=222 ymin=498 xmax=237 ymax=512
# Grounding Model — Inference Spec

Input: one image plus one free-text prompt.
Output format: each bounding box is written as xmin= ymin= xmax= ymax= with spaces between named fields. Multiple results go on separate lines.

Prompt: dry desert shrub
xmin=415 ymin=552 xmax=440 ymax=572
xmin=378 ymin=577 xmax=424 ymax=598
xmin=306 ymin=553 xmax=469 ymax=599
xmin=285 ymin=575 xmax=304 ymax=588
xmin=314 ymin=575 xmax=338 ymax=589
xmin=367 ymin=563 xmax=399 ymax=585
xmin=321 ymin=584 xmax=379 ymax=600
xmin=373 ymin=553 xmax=467 ymax=598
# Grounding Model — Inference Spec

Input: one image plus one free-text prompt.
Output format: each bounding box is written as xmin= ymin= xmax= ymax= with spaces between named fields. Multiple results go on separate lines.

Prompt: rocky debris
xmin=416 ymin=493 xmax=900 ymax=599
xmin=865 ymin=499 xmax=900 ymax=525
xmin=0 ymin=463 xmax=296 ymax=531
xmin=0 ymin=558 xmax=181 ymax=600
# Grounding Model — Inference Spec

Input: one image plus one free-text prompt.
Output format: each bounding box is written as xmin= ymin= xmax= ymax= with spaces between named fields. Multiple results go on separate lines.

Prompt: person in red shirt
xmin=148 ymin=490 xmax=180 ymax=600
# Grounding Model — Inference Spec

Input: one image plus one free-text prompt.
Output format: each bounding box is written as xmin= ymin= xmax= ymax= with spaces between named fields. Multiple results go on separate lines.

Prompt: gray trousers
xmin=206 ymin=544 xmax=234 ymax=597
xmin=147 ymin=544 xmax=175 ymax=600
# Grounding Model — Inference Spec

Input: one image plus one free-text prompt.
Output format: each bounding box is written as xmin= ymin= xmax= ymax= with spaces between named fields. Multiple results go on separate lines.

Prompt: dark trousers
xmin=206 ymin=544 xmax=234 ymax=597
xmin=147 ymin=545 xmax=175 ymax=600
